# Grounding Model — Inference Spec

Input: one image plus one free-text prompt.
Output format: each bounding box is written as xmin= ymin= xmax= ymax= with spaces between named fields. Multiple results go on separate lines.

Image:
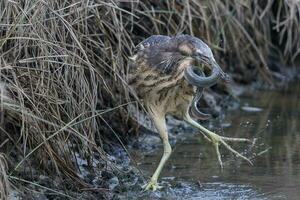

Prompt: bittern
xmin=128 ymin=35 xmax=252 ymax=191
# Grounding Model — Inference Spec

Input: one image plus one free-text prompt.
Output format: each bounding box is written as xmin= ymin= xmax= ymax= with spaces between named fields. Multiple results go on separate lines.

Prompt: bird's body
xmin=128 ymin=35 xmax=252 ymax=191
xmin=129 ymin=34 xmax=212 ymax=120
xmin=129 ymin=52 xmax=195 ymax=120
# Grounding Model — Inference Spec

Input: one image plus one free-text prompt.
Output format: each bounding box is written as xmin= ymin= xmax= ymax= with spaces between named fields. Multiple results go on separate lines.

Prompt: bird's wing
xmin=134 ymin=35 xmax=171 ymax=53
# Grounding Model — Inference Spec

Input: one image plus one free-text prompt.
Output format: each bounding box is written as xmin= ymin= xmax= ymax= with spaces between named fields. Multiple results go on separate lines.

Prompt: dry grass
xmin=0 ymin=154 xmax=10 ymax=200
xmin=0 ymin=0 xmax=299 ymax=198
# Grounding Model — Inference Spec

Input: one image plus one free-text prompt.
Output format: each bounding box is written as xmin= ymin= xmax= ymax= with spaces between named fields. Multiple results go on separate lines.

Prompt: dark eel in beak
xmin=184 ymin=59 xmax=230 ymax=88
xmin=189 ymin=69 xmax=211 ymax=120
xmin=185 ymin=60 xmax=230 ymax=120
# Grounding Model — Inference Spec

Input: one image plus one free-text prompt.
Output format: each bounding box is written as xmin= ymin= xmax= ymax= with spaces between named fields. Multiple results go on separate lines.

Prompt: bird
xmin=128 ymin=34 xmax=252 ymax=191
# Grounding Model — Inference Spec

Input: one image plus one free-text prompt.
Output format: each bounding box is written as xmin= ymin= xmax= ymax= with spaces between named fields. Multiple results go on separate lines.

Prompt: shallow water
xmin=124 ymin=82 xmax=300 ymax=200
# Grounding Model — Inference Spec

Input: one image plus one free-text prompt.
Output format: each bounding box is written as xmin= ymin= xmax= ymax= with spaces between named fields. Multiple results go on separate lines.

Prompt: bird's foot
xmin=184 ymin=115 xmax=254 ymax=169
xmin=142 ymin=179 xmax=162 ymax=191
xmin=204 ymin=131 xmax=254 ymax=169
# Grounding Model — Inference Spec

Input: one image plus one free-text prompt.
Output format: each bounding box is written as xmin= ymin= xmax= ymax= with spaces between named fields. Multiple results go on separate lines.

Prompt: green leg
xmin=184 ymin=113 xmax=253 ymax=169
xmin=142 ymin=108 xmax=172 ymax=191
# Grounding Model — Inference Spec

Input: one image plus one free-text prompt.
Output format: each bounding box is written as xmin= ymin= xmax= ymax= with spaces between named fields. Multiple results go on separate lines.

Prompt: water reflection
xmin=129 ymin=82 xmax=300 ymax=200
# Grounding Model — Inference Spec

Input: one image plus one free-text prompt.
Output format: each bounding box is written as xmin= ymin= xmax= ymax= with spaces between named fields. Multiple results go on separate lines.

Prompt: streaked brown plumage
xmin=129 ymin=48 xmax=194 ymax=119
xmin=129 ymin=35 xmax=211 ymax=120
xmin=128 ymin=35 xmax=252 ymax=191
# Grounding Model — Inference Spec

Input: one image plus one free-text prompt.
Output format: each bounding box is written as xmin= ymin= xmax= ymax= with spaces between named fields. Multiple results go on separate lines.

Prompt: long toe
xmin=206 ymin=132 xmax=252 ymax=166
xmin=142 ymin=180 xmax=162 ymax=191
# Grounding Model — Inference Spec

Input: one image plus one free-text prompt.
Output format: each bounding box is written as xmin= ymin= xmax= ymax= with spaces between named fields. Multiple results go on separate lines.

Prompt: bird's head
xmin=131 ymin=34 xmax=230 ymax=87
xmin=172 ymin=35 xmax=230 ymax=87
xmin=176 ymin=35 xmax=213 ymax=63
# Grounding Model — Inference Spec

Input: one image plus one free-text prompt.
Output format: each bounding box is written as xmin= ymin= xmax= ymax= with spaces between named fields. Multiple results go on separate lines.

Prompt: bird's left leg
xmin=142 ymin=106 xmax=171 ymax=191
xmin=184 ymin=113 xmax=253 ymax=169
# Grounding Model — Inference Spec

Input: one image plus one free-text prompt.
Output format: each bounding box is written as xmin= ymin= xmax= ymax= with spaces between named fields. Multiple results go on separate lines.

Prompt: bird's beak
xmin=211 ymin=59 xmax=230 ymax=83
xmin=192 ymin=51 xmax=230 ymax=83
xmin=185 ymin=54 xmax=228 ymax=87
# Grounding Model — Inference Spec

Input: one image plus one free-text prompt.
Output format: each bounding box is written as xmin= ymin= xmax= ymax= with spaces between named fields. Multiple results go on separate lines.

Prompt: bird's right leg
xmin=183 ymin=113 xmax=253 ymax=170
xmin=142 ymin=105 xmax=171 ymax=191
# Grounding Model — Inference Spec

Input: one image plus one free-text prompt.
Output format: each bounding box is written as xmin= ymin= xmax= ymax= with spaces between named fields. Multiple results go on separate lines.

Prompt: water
xmin=125 ymin=82 xmax=300 ymax=200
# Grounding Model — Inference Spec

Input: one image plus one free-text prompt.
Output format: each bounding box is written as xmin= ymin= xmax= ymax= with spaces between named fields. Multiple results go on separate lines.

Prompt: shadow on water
xmin=124 ymin=82 xmax=300 ymax=200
